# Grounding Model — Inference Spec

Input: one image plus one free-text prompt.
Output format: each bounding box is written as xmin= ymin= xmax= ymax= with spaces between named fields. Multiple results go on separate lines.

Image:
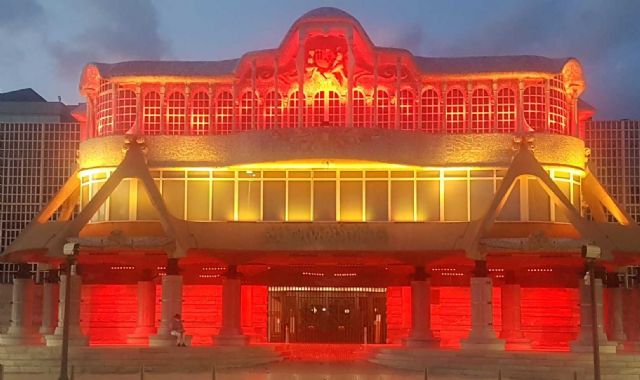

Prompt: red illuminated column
xmin=39 ymin=272 xmax=59 ymax=336
xmin=0 ymin=264 xmax=40 ymax=345
xmin=403 ymin=267 xmax=438 ymax=347
xmin=623 ymin=286 xmax=640 ymax=346
xmin=569 ymin=275 xmax=617 ymax=353
xmin=214 ymin=265 xmax=249 ymax=346
xmin=45 ymin=266 xmax=89 ymax=346
xmin=127 ymin=278 xmax=157 ymax=344
xmin=461 ymin=261 xmax=505 ymax=350
xmin=605 ymin=274 xmax=626 ymax=346
xmin=499 ymin=273 xmax=530 ymax=349
xmin=149 ymin=259 xmax=183 ymax=347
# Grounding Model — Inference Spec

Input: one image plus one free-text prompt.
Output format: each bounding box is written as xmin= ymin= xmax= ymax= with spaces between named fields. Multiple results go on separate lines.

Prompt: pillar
xmin=39 ymin=271 xmax=59 ymax=335
xmin=607 ymin=285 xmax=627 ymax=346
xmin=127 ymin=272 xmax=157 ymax=344
xmin=403 ymin=267 xmax=438 ymax=347
xmin=570 ymin=275 xmax=617 ymax=353
xmin=214 ymin=265 xmax=249 ymax=346
xmin=149 ymin=259 xmax=182 ymax=347
xmin=45 ymin=267 xmax=88 ymax=346
xmin=461 ymin=260 xmax=505 ymax=350
xmin=0 ymin=264 xmax=40 ymax=345
xmin=623 ymin=285 xmax=640 ymax=348
xmin=499 ymin=272 xmax=530 ymax=349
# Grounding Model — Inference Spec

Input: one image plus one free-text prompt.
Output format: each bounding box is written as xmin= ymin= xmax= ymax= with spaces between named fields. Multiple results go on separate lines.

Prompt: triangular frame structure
xmin=457 ymin=138 xmax=639 ymax=260
xmin=7 ymin=137 xmax=190 ymax=258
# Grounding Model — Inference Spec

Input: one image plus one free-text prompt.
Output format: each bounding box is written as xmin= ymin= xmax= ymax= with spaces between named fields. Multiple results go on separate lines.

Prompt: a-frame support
xmin=458 ymin=138 xmax=627 ymax=260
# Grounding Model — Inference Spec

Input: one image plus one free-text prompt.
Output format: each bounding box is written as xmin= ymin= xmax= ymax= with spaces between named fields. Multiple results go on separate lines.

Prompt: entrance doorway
xmin=268 ymin=287 xmax=387 ymax=344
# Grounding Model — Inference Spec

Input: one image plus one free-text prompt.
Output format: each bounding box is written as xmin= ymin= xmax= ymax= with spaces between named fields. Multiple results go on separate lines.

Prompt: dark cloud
xmin=0 ymin=0 xmax=45 ymax=32
xmin=48 ymin=0 xmax=170 ymax=82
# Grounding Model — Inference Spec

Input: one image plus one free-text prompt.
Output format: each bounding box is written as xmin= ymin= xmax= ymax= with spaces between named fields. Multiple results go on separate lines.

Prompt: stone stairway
xmin=370 ymin=347 xmax=640 ymax=380
xmin=0 ymin=345 xmax=281 ymax=374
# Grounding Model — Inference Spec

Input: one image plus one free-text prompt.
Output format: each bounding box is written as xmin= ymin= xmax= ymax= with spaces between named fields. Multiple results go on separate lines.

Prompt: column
xmin=127 ymin=270 xmax=157 ymax=344
xmin=149 ymin=259 xmax=183 ymax=347
xmin=45 ymin=266 xmax=88 ymax=346
xmin=623 ymin=286 xmax=640 ymax=348
xmin=39 ymin=271 xmax=59 ymax=335
xmin=214 ymin=265 xmax=249 ymax=346
xmin=403 ymin=266 xmax=438 ymax=348
xmin=0 ymin=264 xmax=40 ymax=345
xmin=569 ymin=273 xmax=617 ymax=353
xmin=461 ymin=260 xmax=505 ymax=350
xmin=605 ymin=273 xmax=626 ymax=348
xmin=499 ymin=272 xmax=530 ymax=349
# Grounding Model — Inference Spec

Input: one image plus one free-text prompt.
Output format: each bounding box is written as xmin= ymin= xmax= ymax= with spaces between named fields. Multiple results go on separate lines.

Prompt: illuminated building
xmin=2 ymin=8 xmax=640 ymax=353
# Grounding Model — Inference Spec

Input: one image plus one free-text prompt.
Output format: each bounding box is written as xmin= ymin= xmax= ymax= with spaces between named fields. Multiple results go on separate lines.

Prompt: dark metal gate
xmin=268 ymin=287 xmax=387 ymax=344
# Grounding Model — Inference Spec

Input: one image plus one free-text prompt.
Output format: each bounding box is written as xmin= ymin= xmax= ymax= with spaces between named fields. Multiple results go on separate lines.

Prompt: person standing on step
xmin=170 ymin=314 xmax=186 ymax=347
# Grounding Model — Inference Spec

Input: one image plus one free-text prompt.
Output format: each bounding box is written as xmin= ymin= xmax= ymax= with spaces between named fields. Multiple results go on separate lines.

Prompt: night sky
xmin=1 ymin=0 xmax=638 ymax=119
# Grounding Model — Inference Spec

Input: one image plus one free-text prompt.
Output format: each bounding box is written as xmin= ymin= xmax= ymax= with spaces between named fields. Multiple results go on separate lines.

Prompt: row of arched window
xmin=93 ymin=83 xmax=569 ymax=137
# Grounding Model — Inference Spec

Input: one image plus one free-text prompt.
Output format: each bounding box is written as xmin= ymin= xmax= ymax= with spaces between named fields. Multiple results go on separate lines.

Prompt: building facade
xmin=586 ymin=120 xmax=640 ymax=224
xmin=2 ymin=8 xmax=640 ymax=351
xmin=0 ymin=89 xmax=80 ymax=254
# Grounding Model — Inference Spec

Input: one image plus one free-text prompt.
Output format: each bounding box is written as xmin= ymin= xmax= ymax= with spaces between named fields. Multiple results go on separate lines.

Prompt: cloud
xmin=48 ymin=0 xmax=170 ymax=82
xmin=0 ymin=0 xmax=45 ymax=32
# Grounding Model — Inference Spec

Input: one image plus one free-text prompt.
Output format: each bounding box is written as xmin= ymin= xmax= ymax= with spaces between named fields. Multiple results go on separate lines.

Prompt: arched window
xmin=421 ymin=88 xmax=440 ymax=133
xmin=115 ymin=88 xmax=136 ymax=134
xmin=190 ymin=91 xmax=210 ymax=135
xmin=310 ymin=92 xmax=325 ymax=127
xmin=352 ymin=90 xmax=370 ymax=128
xmin=215 ymin=91 xmax=233 ymax=134
xmin=376 ymin=89 xmax=393 ymax=129
xmin=399 ymin=89 xmax=415 ymax=131
xmin=166 ymin=92 xmax=186 ymax=135
xmin=549 ymin=76 xmax=568 ymax=134
xmin=142 ymin=92 xmax=161 ymax=135
xmin=496 ymin=87 xmax=516 ymax=133
xmin=470 ymin=88 xmax=491 ymax=133
xmin=263 ymin=91 xmax=282 ymax=129
xmin=327 ymin=91 xmax=344 ymax=127
xmin=523 ymin=85 xmax=545 ymax=132
xmin=239 ymin=91 xmax=255 ymax=131
xmin=287 ymin=91 xmax=300 ymax=128
xmin=445 ymin=88 xmax=466 ymax=133
xmin=96 ymin=79 xmax=113 ymax=136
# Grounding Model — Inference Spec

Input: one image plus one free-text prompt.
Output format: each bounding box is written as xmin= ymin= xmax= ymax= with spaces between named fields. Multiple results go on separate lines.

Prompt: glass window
xmin=523 ymin=85 xmax=545 ymax=132
xmin=81 ymin=184 xmax=90 ymax=210
xmin=109 ymin=180 xmax=130 ymax=221
xmin=421 ymin=88 xmax=440 ymax=133
xmin=470 ymin=180 xmax=493 ymax=220
xmin=288 ymin=181 xmax=311 ymax=221
xmin=215 ymin=91 xmax=233 ymax=134
xmin=162 ymin=181 xmax=185 ymax=219
xmin=445 ymin=88 xmax=466 ymax=133
xmin=497 ymin=179 xmax=520 ymax=221
xmin=239 ymin=91 xmax=256 ymax=131
xmin=263 ymin=181 xmax=286 ymax=221
xmin=186 ymin=181 xmax=210 ymax=221
xmin=416 ymin=181 xmax=439 ymax=221
xmin=376 ymin=90 xmax=393 ymax=129
xmin=555 ymin=181 xmax=571 ymax=222
xmin=340 ymin=181 xmax=363 ymax=221
xmin=444 ymin=180 xmax=468 ymax=221
xmin=115 ymin=89 xmax=136 ymax=134
xmin=390 ymin=181 xmax=414 ymax=221
xmin=398 ymin=89 xmax=415 ymax=131
xmin=353 ymin=90 xmax=370 ymax=128
xmin=263 ymin=91 xmax=282 ymax=129
xmin=365 ymin=181 xmax=388 ymax=221
xmin=191 ymin=91 xmax=210 ymax=135
xmin=470 ymin=88 xmax=491 ymax=133
xmin=310 ymin=92 xmax=325 ymax=127
xmin=166 ymin=92 xmax=186 ymax=135
xmin=212 ymin=181 xmax=234 ymax=221
xmin=313 ymin=181 xmax=336 ymax=221
xmin=287 ymin=91 xmax=300 ymax=129
xmin=137 ymin=180 xmax=159 ymax=221
xmin=327 ymin=91 xmax=344 ymax=127
xmin=238 ymin=181 xmax=261 ymax=221
xmin=91 ymin=182 xmax=106 ymax=222
xmin=142 ymin=92 xmax=161 ymax=135
xmin=496 ymin=87 xmax=516 ymax=133
xmin=528 ymin=178 xmax=550 ymax=221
